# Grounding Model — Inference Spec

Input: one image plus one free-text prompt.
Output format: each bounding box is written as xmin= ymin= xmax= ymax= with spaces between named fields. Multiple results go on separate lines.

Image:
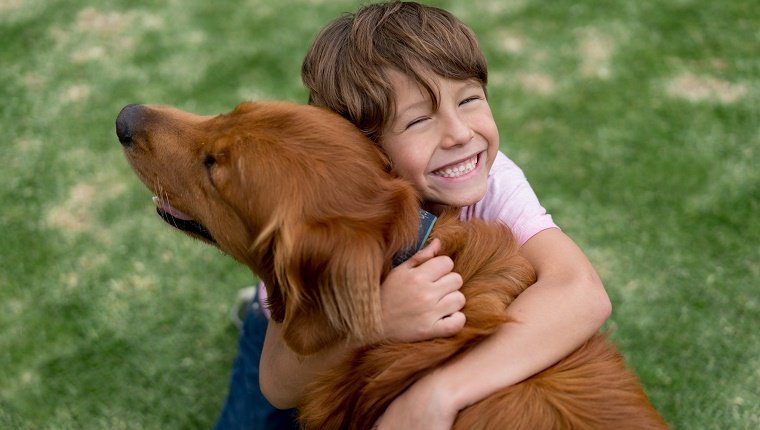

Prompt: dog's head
xmin=116 ymin=101 xmax=420 ymax=354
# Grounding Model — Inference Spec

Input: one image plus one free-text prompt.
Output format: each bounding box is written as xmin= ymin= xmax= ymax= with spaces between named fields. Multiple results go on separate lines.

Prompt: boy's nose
xmin=440 ymin=114 xmax=475 ymax=148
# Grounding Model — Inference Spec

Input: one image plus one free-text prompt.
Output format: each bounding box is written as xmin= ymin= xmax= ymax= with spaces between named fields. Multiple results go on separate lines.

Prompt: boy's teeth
xmin=434 ymin=156 xmax=477 ymax=178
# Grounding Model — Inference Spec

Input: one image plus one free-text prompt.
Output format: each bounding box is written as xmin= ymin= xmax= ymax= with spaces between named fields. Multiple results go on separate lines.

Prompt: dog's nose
xmin=116 ymin=104 xmax=146 ymax=146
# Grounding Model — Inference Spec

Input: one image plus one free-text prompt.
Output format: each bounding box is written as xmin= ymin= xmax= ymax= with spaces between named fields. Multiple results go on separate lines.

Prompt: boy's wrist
xmin=419 ymin=367 xmax=468 ymax=415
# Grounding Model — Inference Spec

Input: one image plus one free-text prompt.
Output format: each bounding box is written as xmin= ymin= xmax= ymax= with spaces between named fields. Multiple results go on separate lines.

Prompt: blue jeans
xmin=214 ymin=304 xmax=299 ymax=429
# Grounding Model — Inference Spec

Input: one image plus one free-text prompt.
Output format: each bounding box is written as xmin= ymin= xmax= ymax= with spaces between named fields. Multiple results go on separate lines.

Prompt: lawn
xmin=1 ymin=0 xmax=757 ymax=428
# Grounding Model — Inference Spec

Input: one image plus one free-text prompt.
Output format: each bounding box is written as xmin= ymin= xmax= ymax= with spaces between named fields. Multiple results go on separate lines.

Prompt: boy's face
xmin=380 ymin=69 xmax=499 ymax=209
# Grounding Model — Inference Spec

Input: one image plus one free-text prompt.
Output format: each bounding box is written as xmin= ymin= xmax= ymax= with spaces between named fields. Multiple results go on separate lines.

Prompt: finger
xmin=434 ymin=271 xmax=463 ymax=295
xmin=412 ymin=255 xmax=455 ymax=282
xmin=437 ymin=290 xmax=466 ymax=315
xmin=404 ymin=238 xmax=441 ymax=267
xmin=432 ymin=311 xmax=466 ymax=337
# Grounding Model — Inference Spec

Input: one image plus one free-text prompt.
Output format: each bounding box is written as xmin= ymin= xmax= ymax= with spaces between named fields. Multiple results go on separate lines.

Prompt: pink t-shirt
xmin=257 ymin=150 xmax=557 ymax=313
xmin=460 ymin=151 xmax=557 ymax=246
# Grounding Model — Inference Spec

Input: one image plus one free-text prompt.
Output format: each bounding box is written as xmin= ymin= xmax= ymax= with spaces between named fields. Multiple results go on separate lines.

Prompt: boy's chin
xmin=424 ymin=186 xmax=487 ymax=209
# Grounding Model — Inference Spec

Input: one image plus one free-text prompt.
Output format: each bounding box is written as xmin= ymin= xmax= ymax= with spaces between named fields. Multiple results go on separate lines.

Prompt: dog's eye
xmin=203 ymin=154 xmax=216 ymax=169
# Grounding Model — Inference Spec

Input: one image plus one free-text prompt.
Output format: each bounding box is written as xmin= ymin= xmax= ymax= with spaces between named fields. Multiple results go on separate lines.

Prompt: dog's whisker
xmin=155 ymin=179 xmax=175 ymax=229
xmin=159 ymin=183 xmax=181 ymax=230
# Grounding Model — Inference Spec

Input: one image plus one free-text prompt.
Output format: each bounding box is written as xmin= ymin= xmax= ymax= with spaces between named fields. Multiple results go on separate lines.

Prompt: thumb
xmin=405 ymin=238 xmax=441 ymax=268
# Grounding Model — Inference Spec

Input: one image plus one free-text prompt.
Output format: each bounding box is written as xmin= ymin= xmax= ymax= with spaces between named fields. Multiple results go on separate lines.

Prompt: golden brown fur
xmin=117 ymin=101 xmax=667 ymax=429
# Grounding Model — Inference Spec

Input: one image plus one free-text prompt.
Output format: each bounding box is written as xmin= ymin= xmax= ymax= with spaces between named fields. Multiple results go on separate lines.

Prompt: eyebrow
xmin=395 ymin=80 xmax=482 ymax=116
xmin=396 ymin=98 xmax=430 ymax=118
xmin=462 ymin=80 xmax=482 ymax=91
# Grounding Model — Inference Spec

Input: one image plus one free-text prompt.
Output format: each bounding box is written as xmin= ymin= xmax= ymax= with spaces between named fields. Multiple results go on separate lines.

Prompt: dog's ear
xmin=274 ymin=220 xmax=385 ymax=355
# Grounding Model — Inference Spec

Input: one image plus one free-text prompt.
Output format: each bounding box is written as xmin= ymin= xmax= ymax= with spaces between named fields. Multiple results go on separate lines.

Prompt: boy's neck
xmin=424 ymin=202 xmax=455 ymax=217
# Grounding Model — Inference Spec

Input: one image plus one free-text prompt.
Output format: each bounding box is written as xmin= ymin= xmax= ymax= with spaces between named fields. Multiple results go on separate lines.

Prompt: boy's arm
xmin=260 ymin=320 xmax=355 ymax=409
xmin=375 ymin=228 xmax=611 ymax=429
xmin=260 ymin=239 xmax=466 ymax=409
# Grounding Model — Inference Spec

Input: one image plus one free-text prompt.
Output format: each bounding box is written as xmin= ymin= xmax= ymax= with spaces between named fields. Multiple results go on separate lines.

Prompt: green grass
xmin=1 ymin=0 xmax=757 ymax=428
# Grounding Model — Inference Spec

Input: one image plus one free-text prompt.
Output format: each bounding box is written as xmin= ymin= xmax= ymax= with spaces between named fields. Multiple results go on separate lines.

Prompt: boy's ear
xmin=274 ymin=220 xmax=385 ymax=355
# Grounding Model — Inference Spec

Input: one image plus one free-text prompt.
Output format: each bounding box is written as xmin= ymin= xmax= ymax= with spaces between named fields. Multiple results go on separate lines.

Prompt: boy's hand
xmin=372 ymin=373 xmax=457 ymax=430
xmin=380 ymin=238 xmax=466 ymax=342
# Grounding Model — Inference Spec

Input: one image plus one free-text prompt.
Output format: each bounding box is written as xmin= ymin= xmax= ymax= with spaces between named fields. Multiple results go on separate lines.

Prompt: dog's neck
xmin=261 ymin=208 xmax=436 ymax=325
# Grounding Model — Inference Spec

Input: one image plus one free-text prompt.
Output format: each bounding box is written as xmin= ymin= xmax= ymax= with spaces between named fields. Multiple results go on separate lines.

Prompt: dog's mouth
xmin=152 ymin=196 xmax=215 ymax=243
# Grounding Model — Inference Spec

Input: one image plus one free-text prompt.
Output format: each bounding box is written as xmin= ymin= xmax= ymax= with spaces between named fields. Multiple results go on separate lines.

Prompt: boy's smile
xmin=431 ymin=154 xmax=478 ymax=178
xmin=380 ymin=69 xmax=499 ymax=209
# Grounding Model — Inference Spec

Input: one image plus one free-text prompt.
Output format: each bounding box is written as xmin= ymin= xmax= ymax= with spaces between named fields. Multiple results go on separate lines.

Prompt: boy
xmin=216 ymin=2 xmax=610 ymax=428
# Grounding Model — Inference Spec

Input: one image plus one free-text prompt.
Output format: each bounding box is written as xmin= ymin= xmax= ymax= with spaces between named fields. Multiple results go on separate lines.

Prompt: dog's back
xmin=299 ymin=214 xmax=667 ymax=429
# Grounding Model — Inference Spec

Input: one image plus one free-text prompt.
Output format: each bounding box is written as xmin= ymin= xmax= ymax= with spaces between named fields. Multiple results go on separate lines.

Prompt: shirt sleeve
xmin=257 ymin=281 xmax=271 ymax=319
xmin=460 ymin=151 xmax=558 ymax=246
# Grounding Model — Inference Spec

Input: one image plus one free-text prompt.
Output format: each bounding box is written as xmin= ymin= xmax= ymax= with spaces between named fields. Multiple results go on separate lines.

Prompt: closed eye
xmin=203 ymin=154 xmax=216 ymax=169
xmin=203 ymin=154 xmax=218 ymax=186
xmin=460 ymin=95 xmax=483 ymax=106
xmin=405 ymin=116 xmax=430 ymax=129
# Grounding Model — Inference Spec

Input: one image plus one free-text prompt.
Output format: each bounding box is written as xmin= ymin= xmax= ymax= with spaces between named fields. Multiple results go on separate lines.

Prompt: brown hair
xmin=301 ymin=1 xmax=488 ymax=142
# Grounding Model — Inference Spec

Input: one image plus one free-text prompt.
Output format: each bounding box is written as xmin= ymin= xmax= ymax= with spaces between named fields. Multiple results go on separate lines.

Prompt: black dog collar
xmin=392 ymin=209 xmax=438 ymax=267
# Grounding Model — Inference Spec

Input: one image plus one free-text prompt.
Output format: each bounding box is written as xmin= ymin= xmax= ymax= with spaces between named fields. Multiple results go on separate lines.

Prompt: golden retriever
xmin=116 ymin=101 xmax=667 ymax=429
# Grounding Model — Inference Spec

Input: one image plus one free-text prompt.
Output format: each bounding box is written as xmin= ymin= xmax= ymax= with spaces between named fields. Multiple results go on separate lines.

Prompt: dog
xmin=116 ymin=101 xmax=667 ymax=429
